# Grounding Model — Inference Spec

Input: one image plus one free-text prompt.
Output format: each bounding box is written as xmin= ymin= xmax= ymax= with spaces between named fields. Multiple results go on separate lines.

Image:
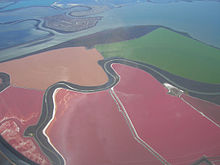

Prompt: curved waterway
xmin=21 ymin=58 xmax=220 ymax=165
xmin=0 ymin=1 xmax=220 ymax=61
xmin=0 ymin=57 xmax=219 ymax=164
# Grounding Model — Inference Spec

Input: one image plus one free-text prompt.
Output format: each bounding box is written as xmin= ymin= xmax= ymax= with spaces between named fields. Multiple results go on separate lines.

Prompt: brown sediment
xmin=23 ymin=25 xmax=194 ymax=57
xmin=0 ymin=47 xmax=108 ymax=90
xmin=43 ymin=14 xmax=102 ymax=33
xmin=182 ymin=94 xmax=220 ymax=126
xmin=25 ymin=25 xmax=159 ymax=55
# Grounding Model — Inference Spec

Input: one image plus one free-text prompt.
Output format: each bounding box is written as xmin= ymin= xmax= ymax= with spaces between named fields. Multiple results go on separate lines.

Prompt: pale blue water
xmin=0 ymin=2 xmax=14 ymax=9
xmin=0 ymin=20 xmax=50 ymax=50
xmin=0 ymin=0 xmax=220 ymax=51
xmin=0 ymin=7 xmax=64 ymax=23
xmin=0 ymin=0 xmax=56 ymax=11
xmin=0 ymin=0 xmax=144 ymax=11
xmin=99 ymin=1 xmax=220 ymax=48
xmin=57 ymin=0 xmax=145 ymax=6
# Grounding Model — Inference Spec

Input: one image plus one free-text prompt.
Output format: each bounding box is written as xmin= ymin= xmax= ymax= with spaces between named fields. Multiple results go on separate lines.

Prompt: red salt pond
xmin=0 ymin=86 xmax=50 ymax=165
xmin=182 ymin=94 xmax=220 ymax=126
xmin=112 ymin=64 xmax=220 ymax=165
xmin=46 ymin=89 xmax=163 ymax=165
xmin=44 ymin=63 xmax=220 ymax=165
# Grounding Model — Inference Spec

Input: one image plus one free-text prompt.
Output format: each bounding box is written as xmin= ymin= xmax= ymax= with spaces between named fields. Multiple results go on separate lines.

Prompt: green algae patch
xmin=95 ymin=28 xmax=220 ymax=84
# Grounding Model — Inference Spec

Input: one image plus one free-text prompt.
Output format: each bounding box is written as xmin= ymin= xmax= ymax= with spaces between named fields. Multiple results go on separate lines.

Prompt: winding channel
xmin=0 ymin=58 xmax=219 ymax=164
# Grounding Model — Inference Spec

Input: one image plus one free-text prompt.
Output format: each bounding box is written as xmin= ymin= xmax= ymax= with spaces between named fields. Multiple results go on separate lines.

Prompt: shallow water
xmin=99 ymin=1 xmax=220 ymax=48
xmin=0 ymin=20 xmax=51 ymax=50
xmin=0 ymin=0 xmax=220 ymax=60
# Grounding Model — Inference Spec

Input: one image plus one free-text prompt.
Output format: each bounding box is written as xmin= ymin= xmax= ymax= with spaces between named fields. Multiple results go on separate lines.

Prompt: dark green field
xmin=96 ymin=28 xmax=220 ymax=84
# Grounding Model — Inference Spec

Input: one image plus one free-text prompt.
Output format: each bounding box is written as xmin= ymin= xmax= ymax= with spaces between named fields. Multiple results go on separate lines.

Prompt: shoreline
xmin=1 ymin=24 xmax=219 ymax=63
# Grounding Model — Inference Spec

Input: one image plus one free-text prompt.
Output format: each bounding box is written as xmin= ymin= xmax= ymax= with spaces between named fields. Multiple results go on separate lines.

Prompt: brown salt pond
xmin=0 ymin=47 xmax=108 ymax=90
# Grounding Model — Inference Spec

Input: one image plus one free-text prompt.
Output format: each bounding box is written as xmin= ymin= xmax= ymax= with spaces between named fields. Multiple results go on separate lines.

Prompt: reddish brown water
xmin=0 ymin=47 xmax=108 ymax=90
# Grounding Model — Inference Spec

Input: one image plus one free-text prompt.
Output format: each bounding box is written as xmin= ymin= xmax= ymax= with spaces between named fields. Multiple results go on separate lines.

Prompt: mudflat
xmin=0 ymin=47 xmax=108 ymax=90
